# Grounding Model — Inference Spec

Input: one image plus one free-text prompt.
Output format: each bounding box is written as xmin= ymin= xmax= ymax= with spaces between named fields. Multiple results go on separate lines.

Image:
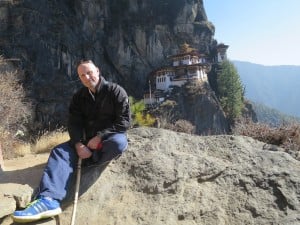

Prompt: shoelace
xmin=24 ymin=199 xmax=41 ymax=209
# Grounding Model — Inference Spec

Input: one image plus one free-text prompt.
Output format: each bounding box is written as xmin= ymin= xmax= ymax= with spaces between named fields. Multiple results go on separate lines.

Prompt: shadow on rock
xmin=61 ymin=161 xmax=110 ymax=209
xmin=0 ymin=163 xmax=46 ymax=188
xmin=11 ymin=217 xmax=56 ymax=225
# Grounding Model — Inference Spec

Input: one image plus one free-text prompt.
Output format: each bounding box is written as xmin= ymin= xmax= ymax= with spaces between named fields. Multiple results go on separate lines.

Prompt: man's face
xmin=77 ymin=62 xmax=100 ymax=91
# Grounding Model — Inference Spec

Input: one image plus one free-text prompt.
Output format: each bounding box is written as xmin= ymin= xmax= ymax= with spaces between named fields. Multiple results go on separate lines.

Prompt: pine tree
xmin=217 ymin=60 xmax=244 ymax=121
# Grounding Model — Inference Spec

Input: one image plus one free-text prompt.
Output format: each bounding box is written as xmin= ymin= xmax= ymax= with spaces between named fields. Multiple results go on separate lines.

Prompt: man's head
xmin=77 ymin=60 xmax=101 ymax=92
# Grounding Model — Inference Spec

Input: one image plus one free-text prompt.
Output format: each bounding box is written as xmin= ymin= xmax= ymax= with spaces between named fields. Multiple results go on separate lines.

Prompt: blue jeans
xmin=38 ymin=133 xmax=128 ymax=201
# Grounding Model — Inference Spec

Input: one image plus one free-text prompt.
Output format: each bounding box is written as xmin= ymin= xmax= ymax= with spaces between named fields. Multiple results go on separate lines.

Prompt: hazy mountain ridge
xmin=232 ymin=60 xmax=300 ymax=117
xmin=251 ymin=101 xmax=300 ymax=126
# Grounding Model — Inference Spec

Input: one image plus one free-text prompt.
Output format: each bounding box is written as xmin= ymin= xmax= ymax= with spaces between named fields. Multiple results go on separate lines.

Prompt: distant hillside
xmin=250 ymin=101 xmax=300 ymax=126
xmin=232 ymin=60 xmax=300 ymax=117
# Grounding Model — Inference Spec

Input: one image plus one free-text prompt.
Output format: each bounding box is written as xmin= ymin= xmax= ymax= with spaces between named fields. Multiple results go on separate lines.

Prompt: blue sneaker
xmin=12 ymin=196 xmax=62 ymax=223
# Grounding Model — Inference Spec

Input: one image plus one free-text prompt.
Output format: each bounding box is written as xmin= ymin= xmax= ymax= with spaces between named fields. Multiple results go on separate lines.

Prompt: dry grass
xmin=1 ymin=128 xmax=69 ymax=159
xmin=0 ymin=128 xmax=18 ymax=159
xmin=13 ymin=142 xmax=32 ymax=157
xmin=31 ymin=130 xmax=69 ymax=154
xmin=0 ymin=130 xmax=32 ymax=158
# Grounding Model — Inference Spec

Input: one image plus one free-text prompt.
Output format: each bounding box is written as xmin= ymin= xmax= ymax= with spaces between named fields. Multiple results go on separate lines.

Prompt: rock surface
xmin=0 ymin=183 xmax=33 ymax=223
xmin=1 ymin=127 xmax=300 ymax=225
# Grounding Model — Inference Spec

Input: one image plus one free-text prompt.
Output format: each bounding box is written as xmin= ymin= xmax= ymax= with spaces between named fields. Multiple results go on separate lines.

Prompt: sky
xmin=203 ymin=0 xmax=300 ymax=66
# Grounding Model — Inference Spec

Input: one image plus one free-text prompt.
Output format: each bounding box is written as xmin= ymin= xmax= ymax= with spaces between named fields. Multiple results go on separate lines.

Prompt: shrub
xmin=173 ymin=120 xmax=195 ymax=134
xmin=129 ymin=96 xmax=156 ymax=127
xmin=134 ymin=112 xmax=156 ymax=127
xmin=0 ymin=57 xmax=32 ymax=158
xmin=159 ymin=119 xmax=195 ymax=135
xmin=0 ymin=72 xmax=31 ymax=131
xmin=233 ymin=118 xmax=300 ymax=160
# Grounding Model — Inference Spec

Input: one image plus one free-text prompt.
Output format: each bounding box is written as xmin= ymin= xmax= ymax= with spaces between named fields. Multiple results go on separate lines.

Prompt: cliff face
xmin=0 ymin=0 xmax=216 ymax=129
xmin=178 ymin=82 xmax=230 ymax=134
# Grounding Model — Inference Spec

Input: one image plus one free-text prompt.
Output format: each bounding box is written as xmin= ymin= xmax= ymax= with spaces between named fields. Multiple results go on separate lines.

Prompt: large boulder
xmin=1 ymin=127 xmax=300 ymax=224
xmin=60 ymin=128 xmax=300 ymax=225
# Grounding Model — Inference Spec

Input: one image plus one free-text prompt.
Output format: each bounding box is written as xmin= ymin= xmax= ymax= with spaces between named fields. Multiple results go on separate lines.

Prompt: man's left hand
xmin=87 ymin=136 xmax=102 ymax=150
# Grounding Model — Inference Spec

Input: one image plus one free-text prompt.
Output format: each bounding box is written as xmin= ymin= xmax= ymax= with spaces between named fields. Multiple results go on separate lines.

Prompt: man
xmin=12 ymin=60 xmax=131 ymax=223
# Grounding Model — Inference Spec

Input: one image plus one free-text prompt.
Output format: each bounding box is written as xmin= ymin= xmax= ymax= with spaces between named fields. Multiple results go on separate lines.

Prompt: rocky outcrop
xmin=151 ymin=81 xmax=229 ymax=135
xmin=171 ymin=81 xmax=229 ymax=134
xmin=1 ymin=127 xmax=300 ymax=224
xmin=0 ymin=0 xmax=216 ymax=130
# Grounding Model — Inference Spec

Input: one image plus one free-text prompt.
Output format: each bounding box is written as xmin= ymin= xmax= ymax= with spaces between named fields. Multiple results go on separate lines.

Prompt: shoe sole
xmin=12 ymin=207 xmax=62 ymax=223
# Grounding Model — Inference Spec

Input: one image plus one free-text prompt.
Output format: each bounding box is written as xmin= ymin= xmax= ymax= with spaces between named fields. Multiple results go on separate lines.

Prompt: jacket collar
xmin=95 ymin=76 xmax=108 ymax=94
xmin=86 ymin=76 xmax=107 ymax=100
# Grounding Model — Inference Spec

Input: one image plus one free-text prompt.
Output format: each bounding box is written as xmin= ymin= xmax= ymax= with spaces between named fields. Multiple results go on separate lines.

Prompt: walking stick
xmin=70 ymin=156 xmax=82 ymax=225
xmin=70 ymin=129 xmax=86 ymax=225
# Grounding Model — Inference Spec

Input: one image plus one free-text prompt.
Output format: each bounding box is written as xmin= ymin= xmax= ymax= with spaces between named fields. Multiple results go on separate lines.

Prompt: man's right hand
xmin=75 ymin=142 xmax=92 ymax=159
